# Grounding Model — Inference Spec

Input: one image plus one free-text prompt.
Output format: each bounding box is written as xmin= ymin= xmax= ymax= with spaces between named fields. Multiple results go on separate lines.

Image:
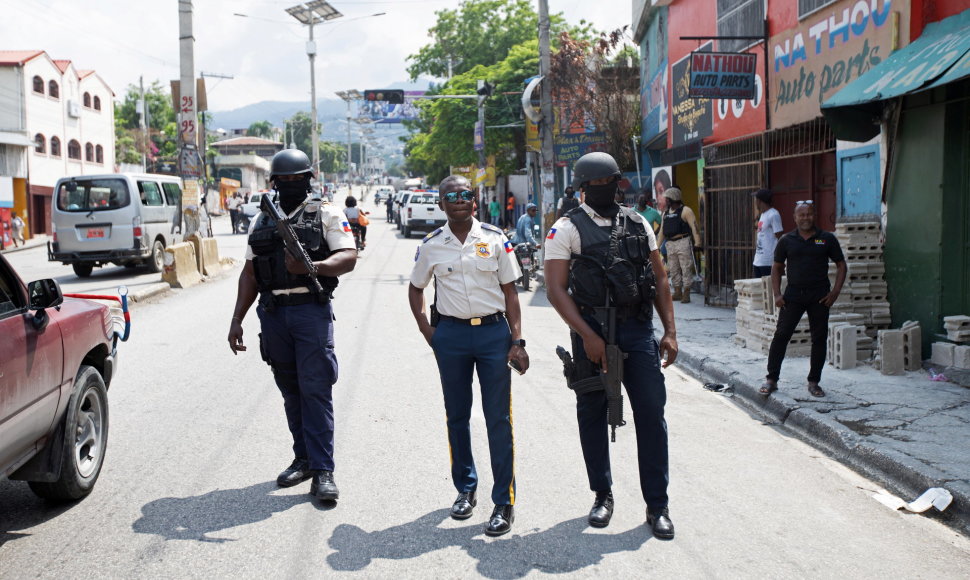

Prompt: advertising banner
xmin=474 ymin=121 xmax=484 ymax=151
xmin=769 ymin=0 xmax=910 ymax=128
xmin=689 ymin=52 xmax=758 ymax=99
xmin=553 ymin=132 xmax=607 ymax=164
xmin=650 ymin=166 xmax=673 ymax=204
xmin=359 ymin=91 xmax=425 ymax=123
xmin=671 ymin=43 xmax=713 ymax=147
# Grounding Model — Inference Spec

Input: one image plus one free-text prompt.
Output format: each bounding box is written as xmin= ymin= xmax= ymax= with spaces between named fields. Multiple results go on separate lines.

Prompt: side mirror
xmin=28 ymin=278 xmax=64 ymax=310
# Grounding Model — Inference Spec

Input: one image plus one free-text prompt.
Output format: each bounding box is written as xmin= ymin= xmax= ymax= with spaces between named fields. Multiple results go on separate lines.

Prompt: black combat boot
xmin=588 ymin=490 xmax=614 ymax=528
xmin=310 ymin=470 xmax=339 ymax=501
xmin=276 ymin=458 xmax=311 ymax=488
xmin=647 ymin=506 xmax=675 ymax=539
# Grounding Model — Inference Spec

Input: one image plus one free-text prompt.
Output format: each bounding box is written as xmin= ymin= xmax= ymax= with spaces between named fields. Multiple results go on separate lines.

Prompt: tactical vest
xmin=662 ymin=205 xmax=692 ymax=238
xmin=566 ymin=206 xmax=657 ymax=320
xmin=248 ymin=203 xmax=338 ymax=299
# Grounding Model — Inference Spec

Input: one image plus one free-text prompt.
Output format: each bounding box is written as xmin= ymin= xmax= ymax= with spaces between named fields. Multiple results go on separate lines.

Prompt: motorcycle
xmin=514 ymin=242 xmax=538 ymax=291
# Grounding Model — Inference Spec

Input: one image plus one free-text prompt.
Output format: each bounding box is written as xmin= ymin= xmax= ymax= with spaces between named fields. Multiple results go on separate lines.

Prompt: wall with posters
xmin=638 ymin=7 xmax=669 ymax=147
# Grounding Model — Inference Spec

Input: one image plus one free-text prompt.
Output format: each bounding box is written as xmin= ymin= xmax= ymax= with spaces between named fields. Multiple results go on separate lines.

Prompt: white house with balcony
xmin=0 ymin=50 xmax=114 ymax=235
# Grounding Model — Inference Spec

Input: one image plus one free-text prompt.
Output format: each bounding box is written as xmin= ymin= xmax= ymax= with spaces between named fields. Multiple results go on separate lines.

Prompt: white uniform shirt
xmin=753 ymin=207 xmax=783 ymax=267
xmin=544 ymin=203 xmax=658 ymax=261
xmin=410 ymin=218 xmax=522 ymax=318
xmin=245 ymin=200 xmax=356 ymax=261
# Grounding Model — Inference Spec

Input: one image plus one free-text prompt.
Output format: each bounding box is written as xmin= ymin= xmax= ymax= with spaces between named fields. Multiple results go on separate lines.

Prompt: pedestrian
xmin=656 ymin=187 xmax=701 ymax=303
xmin=227 ymin=149 xmax=357 ymax=503
xmin=10 ymin=212 xmax=25 ymax=247
xmin=488 ymin=196 xmax=502 ymax=227
xmin=556 ymin=186 xmax=578 ymax=214
xmin=752 ymin=188 xmax=783 ymax=278
xmin=543 ymin=152 xmax=678 ymax=539
xmin=227 ymin=193 xmax=242 ymax=234
xmin=511 ymin=203 xmax=538 ymax=246
xmin=385 ymin=193 xmax=394 ymax=222
xmin=761 ymin=201 xmax=846 ymax=398
xmin=505 ymin=192 xmax=516 ymax=229
xmin=407 ymin=175 xmax=527 ymax=537
xmin=635 ymin=193 xmax=661 ymax=234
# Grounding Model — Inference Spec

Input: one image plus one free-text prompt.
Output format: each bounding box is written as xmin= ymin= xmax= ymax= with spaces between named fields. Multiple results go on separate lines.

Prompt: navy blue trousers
xmin=573 ymin=316 xmax=669 ymax=513
xmin=431 ymin=318 xmax=515 ymax=505
xmin=258 ymin=301 xmax=338 ymax=472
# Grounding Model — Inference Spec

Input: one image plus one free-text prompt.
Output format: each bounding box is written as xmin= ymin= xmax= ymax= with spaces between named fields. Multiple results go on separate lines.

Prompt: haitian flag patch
xmin=546 ymin=227 xmax=557 ymax=239
xmin=342 ymin=221 xmax=352 ymax=233
xmin=503 ymin=240 xmax=514 ymax=253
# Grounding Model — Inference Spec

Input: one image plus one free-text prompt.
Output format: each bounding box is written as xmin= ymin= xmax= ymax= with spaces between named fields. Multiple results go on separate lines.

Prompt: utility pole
xmin=476 ymin=79 xmax=487 ymax=192
xmin=308 ymin=15 xmax=320 ymax=176
xmin=178 ymin=0 xmax=201 ymax=237
xmin=538 ymin=0 xmax=556 ymax=237
xmin=138 ymin=76 xmax=147 ymax=171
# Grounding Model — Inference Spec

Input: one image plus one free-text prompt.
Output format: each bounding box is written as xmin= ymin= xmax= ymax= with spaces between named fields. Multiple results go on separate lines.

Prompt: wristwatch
xmin=511 ymin=339 xmax=526 ymax=348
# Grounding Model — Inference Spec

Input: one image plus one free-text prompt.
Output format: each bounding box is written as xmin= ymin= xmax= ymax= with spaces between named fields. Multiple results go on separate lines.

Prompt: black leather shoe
xmin=647 ymin=507 xmax=675 ymax=539
xmin=310 ymin=470 xmax=339 ymax=501
xmin=588 ymin=491 xmax=614 ymax=528
xmin=485 ymin=505 xmax=514 ymax=537
xmin=451 ymin=491 xmax=477 ymax=520
xmin=276 ymin=458 xmax=311 ymax=488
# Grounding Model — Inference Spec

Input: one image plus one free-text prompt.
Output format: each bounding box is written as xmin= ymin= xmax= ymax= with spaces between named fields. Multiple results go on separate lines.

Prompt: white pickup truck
xmin=401 ymin=191 xmax=446 ymax=238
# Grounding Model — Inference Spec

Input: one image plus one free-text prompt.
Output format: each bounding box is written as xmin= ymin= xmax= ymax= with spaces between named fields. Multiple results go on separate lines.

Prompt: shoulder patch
xmin=481 ymin=223 xmax=504 ymax=234
xmin=422 ymin=228 xmax=443 ymax=243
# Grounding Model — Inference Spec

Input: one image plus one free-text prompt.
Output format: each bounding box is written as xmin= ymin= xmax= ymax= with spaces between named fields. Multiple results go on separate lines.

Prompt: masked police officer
xmin=544 ymin=152 xmax=679 ymax=539
xmin=408 ymin=175 xmax=527 ymax=537
xmin=228 ymin=149 xmax=357 ymax=502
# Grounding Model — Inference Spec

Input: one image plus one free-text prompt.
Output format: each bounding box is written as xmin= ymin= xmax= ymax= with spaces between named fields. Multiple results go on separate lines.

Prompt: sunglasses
xmin=443 ymin=190 xmax=476 ymax=203
xmin=795 ymin=200 xmax=814 ymax=206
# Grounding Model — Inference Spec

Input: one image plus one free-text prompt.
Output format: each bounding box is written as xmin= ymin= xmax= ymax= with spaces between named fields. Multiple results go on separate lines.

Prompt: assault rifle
xmin=260 ymin=194 xmax=324 ymax=296
xmin=556 ymin=305 xmax=628 ymax=442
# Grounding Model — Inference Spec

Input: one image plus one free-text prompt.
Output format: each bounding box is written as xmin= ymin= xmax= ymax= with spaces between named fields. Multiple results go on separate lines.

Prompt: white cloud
xmin=2 ymin=0 xmax=635 ymax=111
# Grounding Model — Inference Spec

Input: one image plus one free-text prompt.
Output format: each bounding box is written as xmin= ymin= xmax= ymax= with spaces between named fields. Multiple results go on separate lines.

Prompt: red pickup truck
xmin=0 ymin=253 xmax=119 ymax=501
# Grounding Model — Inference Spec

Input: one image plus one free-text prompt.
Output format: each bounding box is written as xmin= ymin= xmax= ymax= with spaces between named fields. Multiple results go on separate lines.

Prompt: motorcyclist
xmin=511 ymin=203 xmax=539 ymax=247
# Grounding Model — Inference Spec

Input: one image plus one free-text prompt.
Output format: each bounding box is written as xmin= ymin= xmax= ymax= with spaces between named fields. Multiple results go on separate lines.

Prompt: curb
xmin=674 ymin=346 xmax=970 ymax=535
xmin=129 ymin=282 xmax=171 ymax=303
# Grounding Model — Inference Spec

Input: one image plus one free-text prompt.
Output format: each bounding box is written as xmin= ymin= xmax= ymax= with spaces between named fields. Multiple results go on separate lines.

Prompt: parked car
xmin=48 ymin=173 xmax=185 ymax=278
xmin=401 ymin=191 xmax=445 ymax=238
xmin=392 ymin=191 xmax=413 ymax=230
xmin=0 ymin=253 xmax=121 ymax=501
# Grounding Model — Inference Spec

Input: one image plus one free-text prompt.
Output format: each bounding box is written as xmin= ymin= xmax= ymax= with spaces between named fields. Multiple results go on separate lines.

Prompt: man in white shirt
xmin=752 ymin=188 xmax=783 ymax=278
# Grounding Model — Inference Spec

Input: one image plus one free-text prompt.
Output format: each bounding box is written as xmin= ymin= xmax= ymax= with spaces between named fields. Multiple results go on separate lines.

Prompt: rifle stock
xmin=259 ymin=195 xmax=324 ymax=296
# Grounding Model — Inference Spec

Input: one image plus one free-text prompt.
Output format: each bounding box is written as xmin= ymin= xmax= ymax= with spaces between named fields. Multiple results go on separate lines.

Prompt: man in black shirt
xmin=761 ymin=202 xmax=846 ymax=398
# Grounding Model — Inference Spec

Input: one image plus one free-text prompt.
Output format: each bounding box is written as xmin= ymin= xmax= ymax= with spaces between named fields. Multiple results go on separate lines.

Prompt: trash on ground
xmin=872 ymin=487 xmax=952 ymax=513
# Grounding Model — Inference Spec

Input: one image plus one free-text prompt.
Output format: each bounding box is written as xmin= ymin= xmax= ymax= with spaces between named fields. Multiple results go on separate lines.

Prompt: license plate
xmin=426 ymin=220 xmax=436 ymax=225
xmin=86 ymin=228 xmax=105 ymax=239
xmin=520 ymin=257 xmax=531 ymax=266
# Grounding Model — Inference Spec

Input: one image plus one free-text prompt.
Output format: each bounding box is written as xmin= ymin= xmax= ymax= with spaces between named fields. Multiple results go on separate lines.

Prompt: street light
xmin=335 ymin=89 xmax=361 ymax=182
xmin=286 ymin=1 xmax=343 ymax=178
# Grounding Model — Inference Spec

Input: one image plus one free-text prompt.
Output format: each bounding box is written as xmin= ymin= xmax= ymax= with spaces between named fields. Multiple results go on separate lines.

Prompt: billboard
xmin=689 ymin=52 xmax=758 ymax=99
xmin=359 ymin=90 xmax=425 ymax=123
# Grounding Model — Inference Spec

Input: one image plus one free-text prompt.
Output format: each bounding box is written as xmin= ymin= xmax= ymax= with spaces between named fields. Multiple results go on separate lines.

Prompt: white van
xmin=48 ymin=173 xmax=184 ymax=277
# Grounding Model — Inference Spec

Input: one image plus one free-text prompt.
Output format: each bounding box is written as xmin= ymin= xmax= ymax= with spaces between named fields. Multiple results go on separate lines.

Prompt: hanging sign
xmin=689 ymin=51 xmax=758 ymax=99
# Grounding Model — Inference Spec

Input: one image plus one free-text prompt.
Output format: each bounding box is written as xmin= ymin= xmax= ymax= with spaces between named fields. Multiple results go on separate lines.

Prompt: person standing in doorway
xmin=488 ymin=196 xmax=502 ymax=227
xmin=635 ymin=194 xmax=661 ymax=234
xmin=761 ymin=201 xmax=846 ymax=398
xmin=752 ymin=189 xmax=783 ymax=278
xmin=656 ymin=188 xmax=701 ymax=303
xmin=505 ymin=192 xmax=516 ymax=229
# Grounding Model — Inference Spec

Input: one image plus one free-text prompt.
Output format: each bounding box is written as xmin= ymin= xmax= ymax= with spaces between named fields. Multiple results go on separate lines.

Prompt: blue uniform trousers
xmin=257 ymin=301 xmax=338 ymax=472
xmin=573 ymin=315 xmax=669 ymax=513
xmin=431 ymin=318 xmax=515 ymax=505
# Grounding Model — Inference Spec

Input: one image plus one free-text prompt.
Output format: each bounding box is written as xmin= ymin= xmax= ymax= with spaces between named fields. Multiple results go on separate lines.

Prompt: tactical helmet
xmin=572 ymin=152 xmax=622 ymax=189
xmin=270 ymin=149 xmax=313 ymax=181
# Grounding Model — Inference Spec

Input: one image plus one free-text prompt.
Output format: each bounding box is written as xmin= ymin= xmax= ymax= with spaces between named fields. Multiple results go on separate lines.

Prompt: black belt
xmin=439 ymin=312 xmax=505 ymax=326
xmin=669 ymin=233 xmax=690 ymax=241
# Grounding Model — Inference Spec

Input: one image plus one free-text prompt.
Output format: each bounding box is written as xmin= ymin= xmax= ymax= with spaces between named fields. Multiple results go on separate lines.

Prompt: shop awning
xmin=821 ymin=9 xmax=970 ymax=142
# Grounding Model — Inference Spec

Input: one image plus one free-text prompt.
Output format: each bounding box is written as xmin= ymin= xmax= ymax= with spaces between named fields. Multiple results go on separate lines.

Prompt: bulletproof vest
xmin=566 ymin=206 xmax=657 ymax=318
xmin=248 ymin=203 xmax=338 ymax=297
xmin=662 ymin=205 xmax=692 ymax=238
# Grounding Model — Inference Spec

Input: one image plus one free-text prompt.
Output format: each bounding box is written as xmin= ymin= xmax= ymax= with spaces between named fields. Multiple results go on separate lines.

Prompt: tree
xmin=114 ymin=81 xmax=178 ymax=165
xmin=247 ymin=120 xmax=273 ymax=138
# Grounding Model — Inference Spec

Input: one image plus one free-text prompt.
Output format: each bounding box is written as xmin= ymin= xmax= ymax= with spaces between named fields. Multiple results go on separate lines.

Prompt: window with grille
xmin=93 ymin=96 xmax=101 ymax=110
xmin=95 ymin=145 xmax=104 ymax=164
xmin=32 ymin=76 xmax=44 ymax=94
xmin=50 ymin=136 xmax=61 ymax=157
xmin=717 ymin=0 xmax=765 ymax=53
xmin=68 ymin=139 xmax=81 ymax=160
xmin=48 ymin=80 xmax=59 ymax=99
xmin=85 ymin=142 xmax=94 ymax=161
xmin=799 ymin=0 xmax=837 ymax=19
xmin=34 ymin=134 xmax=45 ymax=154
xmin=83 ymin=92 xmax=91 ymax=107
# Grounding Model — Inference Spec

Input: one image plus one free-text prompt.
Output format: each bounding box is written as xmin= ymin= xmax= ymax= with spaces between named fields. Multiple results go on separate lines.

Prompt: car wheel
xmin=28 ymin=366 xmax=109 ymax=502
xmin=402 ymin=226 xmax=411 ymax=238
xmin=146 ymin=239 xmax=165 ymax=273
xmin=72 ymin=263 xmax=94 ymax=278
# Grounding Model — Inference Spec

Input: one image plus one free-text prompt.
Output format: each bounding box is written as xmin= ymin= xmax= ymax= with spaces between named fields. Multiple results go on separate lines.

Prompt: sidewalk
xmin=0 ymin=234 xmax=48 ymax=255
xmin=664 ymin=300 xmax=970 ymax=534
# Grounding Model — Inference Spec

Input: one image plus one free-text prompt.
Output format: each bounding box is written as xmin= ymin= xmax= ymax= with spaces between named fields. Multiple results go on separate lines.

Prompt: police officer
xmin=408 ymin=175 xmax=527 ymax=537
xmin=544 ymin=152 xmax=679 ymax=539
xmin=227 ymin=149 xmax=357 ymax=502
xmin=656 ymin=187 xmax=701 ymax=303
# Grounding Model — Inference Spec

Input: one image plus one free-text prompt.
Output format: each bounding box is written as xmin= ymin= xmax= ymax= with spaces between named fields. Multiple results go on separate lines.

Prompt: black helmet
xmin=270 ymin=149 xmax=312 ymax=181
xmin=572 ymin=152 xmax=621 ymax=189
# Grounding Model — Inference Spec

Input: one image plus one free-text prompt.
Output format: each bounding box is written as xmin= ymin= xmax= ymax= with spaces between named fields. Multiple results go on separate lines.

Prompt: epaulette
xmin=422 ymin=228 xmax=443 ymax=243
xmin=481 ymin=223 xmax=504 ymax=234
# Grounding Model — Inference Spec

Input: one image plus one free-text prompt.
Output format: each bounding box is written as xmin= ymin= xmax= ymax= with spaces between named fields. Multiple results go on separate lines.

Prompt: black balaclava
xmin=584 ymin=177 xmax=620 ymax=218
xmin=275 ymin=175 xmax=310 ymax=214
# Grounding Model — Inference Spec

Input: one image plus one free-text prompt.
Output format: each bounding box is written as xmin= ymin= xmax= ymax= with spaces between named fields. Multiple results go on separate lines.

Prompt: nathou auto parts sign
xmin=689 ymin=52 xmax=758 ymax=99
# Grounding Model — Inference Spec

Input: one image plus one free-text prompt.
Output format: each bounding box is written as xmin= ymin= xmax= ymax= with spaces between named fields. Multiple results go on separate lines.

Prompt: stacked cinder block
xmin=831 ymin=221 xmax=892 ymax=336
xmin=944 ymin=315 xmax=970 ymax=343
xmin=877 ymin=329 xmax=905 ymax=375
xmin=900 ymin=320 xmax=922 ymax=371
xmin=827 ymin=324 xmax=859 ymax=370
xmin=734 ymin=275 xmax=814 ymax=357
xmin=930 ymin=316 xmax=970 ymax=370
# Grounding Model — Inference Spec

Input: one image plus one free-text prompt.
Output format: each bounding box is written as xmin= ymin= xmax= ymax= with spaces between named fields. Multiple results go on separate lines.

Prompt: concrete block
xmin=161 ymin=242 xmax=202 ymax=289
xmin=900 ymin=321 xmax=922 ymax=371
xmin=832 ymin=325 xmax=858 ymax=370
xmin=943 ymin=315 xmax=970 ymax=329
xmin=877 ymin=330 xmax=905 ymax=375
xmin=931 ymin=342 xmax=956 ymax=367
xmin=953 ymin=345 xmax=970 ymax=369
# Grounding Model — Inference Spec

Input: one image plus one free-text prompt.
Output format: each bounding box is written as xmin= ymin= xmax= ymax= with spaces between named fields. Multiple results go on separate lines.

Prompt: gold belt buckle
xmin=470 ymin=317 xmax=482 ymax=326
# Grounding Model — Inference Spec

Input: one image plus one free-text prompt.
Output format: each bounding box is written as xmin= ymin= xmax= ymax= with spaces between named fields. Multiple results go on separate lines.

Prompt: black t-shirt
xmin=773 ymin=229 xmax=844 ymax=290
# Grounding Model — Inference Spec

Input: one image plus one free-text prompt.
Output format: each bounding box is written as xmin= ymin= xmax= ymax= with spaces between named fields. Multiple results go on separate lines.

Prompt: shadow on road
xmin=0 ymin=479 xmax=76 ymax=546
xmin=328 ymin=510 xmax=651 ymax=578
xmin=132 ymin=481 xmax=310 ymax=543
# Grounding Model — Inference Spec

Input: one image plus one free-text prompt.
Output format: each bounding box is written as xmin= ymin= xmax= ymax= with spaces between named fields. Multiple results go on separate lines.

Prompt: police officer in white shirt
xmin=407 ymin=175 xmax=527 ymax=537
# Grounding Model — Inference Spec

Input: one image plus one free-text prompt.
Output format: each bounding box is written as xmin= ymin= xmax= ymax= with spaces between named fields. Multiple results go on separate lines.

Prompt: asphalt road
xmin=2 ymin=193 xmax=969 ymax=578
